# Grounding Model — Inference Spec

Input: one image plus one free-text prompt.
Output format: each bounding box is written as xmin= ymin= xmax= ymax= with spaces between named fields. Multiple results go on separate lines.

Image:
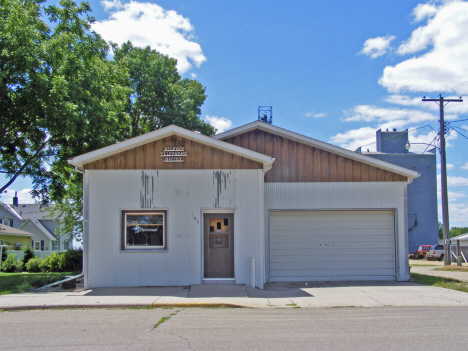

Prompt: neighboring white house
xmin=451 ymin=233 xmax=468 ymax=246
xmin=69 ymin=122 xmax=419 ymax=290
xmin=0 ymin=202 xmax=22 ymax=229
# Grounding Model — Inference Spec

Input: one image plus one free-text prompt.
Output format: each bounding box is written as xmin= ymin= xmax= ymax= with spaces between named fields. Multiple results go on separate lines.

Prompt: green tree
xmin=113 ymin=42 xmax=215 ymax=138
xmin=450 ymin=227 xmax=468 ymax=238
xmin=0 ymin=0 xmax=130 ymax=202
xmin=1 ymin=1 xmax=214 ymax=242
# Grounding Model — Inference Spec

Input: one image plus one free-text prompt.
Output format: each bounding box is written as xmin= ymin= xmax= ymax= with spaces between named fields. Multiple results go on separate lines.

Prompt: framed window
xmin=34 ymin=241 xmax=41 ymax=251
xmin=51 ymin=241 xmax=59 ymax=251
xmin=1 ymin=218 xmax=10 ymax=226
xmin=122 ymin=210 xmax=167 ymax=250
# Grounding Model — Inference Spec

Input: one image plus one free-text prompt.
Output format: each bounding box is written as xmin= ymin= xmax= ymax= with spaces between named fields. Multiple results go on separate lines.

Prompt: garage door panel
xmin=271 ymin=254 xmax=395 ymax=263
xmin=271 ymin=261 xmax=395 ymax=270
xmin=270 ymin=221 xmax=394 ymax=230
xmin=270 ymin=228 xmax=395 ymax=240
xmin=270 ymin=240 xmax=395 ymax=250
xmin=271 ymin=210 xmax=392 ymax=220
xmin=271 ymin=247 xmax=395 ymax=256
xmin=270 ymin=210 xmax=395 ymax=282
xmin=271 ymin=275 xmax=395 ymax=282
xmin=271 ymin=268 xmax=396 ymax=278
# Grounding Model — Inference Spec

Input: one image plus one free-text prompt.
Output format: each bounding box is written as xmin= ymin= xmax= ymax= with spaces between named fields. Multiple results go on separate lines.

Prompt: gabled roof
xmin=11 ymin=204 xmax=54 ymax=220
xmin=68 ymin=124 xmax=274 ymax=171
xmin=0 ymin=224 xmax=32 ymax=237
xmin=0 ymin=202 xmax=22 ymax=221
xmin=19 ymin=219 xmax=57 ymax=241
xmin=215 ymin=121 xmax=420 ymax=180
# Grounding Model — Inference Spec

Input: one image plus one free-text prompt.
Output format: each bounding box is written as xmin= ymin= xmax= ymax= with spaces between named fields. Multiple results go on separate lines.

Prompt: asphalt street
xmin=0 ymin=306 xmax=466 ymax=350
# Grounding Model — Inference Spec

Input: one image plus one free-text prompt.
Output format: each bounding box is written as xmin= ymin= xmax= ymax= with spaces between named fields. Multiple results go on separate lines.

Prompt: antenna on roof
xmin=258 ymin=106 xmax=272 ymax=124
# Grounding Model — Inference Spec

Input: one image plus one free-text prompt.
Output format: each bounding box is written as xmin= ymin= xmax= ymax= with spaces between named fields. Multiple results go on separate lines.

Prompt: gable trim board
xmin=69 ymin=124 xmax=274 ymax=172
xmin=71 ymin=122 xmax=413 ymax=289
xmin=215 ymin=121 xmax=419 ymax=180
xmin=19 ymin=219 xmax=56 ymax=241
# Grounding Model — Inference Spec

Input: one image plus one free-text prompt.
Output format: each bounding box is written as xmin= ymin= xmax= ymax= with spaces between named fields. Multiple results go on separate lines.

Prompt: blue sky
xmin=2 ymin=0 xmax=468 ymax=227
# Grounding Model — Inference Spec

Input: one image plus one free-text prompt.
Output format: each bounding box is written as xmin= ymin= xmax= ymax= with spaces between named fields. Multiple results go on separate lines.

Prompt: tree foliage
xmin=113 ymin=42 xmax=214 ymax=138
xmin=1 ymin=0 xmax=214 ymax=241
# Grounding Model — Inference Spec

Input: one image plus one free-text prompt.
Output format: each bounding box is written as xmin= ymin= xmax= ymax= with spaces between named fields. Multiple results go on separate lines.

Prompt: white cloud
xmin=462 ymin=162 xmax=468 ymax=170
xmin=438 ymin=175 xmax=468 ymax=187
xmin=343 ymin=105 xmax=436 ymax=125
xmin=437 ymin=163 xmax=454 ymax=169
xmin=386 ymin=94 xmax=468 ymax=114
xmin=412 ymin=3 xmax=438 ymax=22
xmin=329 ymin=126 xmax=376 ymax=151
xmin=0 ymin=188 xmax=34 ymax=204
xmin=439 ymin=202 xmax=468 ymax=227
xmin=361 ymin=35 xmax=396 ymax=59
xmin=93 ymin=1 xmax=206 ymax=73
xmin=380 ymin=1 xmax=468 ymax=94
xmin=437 ymin=190 xmax=467 ymax=201
xmin=304 ymin=112 xmax=326 ymax=118
xmin=204 ymin=116 xmax=233 ymax=134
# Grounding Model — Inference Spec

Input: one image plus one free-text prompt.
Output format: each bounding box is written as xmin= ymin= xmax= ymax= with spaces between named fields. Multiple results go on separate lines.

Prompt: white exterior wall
xmin=264 ymin=182 xmax=409 ymax=282
xmin=84 ymin=169 xmax=264 ymax=289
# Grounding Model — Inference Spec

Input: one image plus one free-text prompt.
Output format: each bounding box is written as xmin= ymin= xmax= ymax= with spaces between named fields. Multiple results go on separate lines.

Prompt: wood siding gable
xmin=84 ymin=135 xmax=263 ymax=170
xmin=221 ymin=129 xmax=407 ymax=182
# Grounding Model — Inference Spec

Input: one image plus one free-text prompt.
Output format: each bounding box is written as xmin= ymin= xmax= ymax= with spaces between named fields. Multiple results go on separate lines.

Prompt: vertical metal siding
xmin=86 ymin=169 xmax=264 ymax=288
xmin=264 ymin=182 xmax=408 ymax=282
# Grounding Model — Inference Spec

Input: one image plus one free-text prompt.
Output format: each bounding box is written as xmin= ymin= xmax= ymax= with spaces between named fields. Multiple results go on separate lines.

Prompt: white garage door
xmin=270 ymin=210 xmax=395 ymax=282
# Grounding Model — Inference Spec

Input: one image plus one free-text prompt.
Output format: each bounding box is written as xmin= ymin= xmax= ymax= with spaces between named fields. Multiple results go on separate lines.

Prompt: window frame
xmin=121 ymin=210 xmax=167 ymax=251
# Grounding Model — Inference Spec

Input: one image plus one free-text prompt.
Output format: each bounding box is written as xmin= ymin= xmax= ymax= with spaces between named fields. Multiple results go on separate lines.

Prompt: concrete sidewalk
xmin=1 ymin=281 xmax=468 ymax=310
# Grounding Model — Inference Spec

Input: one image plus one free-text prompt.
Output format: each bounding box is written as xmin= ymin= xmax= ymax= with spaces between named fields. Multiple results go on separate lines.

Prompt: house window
xmin=34 ymin=241 xmax=41 ymax=251
xmin=122 ymin=210 xmax=166 ymax=250
xmin=51 ymin=241 xmax=59 ymax=251
xmin=1 ymin=218 xmax=11 ymax=226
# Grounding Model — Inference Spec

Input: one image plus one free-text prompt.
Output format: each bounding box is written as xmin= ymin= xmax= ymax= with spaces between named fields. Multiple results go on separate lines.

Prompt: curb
xmin=0 ymin=302 xmax=246 ymax=312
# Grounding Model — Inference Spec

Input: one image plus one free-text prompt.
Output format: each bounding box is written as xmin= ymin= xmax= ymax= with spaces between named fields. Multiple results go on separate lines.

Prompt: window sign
xmin=122 ymin=211 xmax=166 ymax=250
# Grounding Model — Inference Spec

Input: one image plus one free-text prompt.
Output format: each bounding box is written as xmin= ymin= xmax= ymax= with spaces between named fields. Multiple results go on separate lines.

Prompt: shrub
xmin=16 ymin=259 xmax=24 ymax=272
xmin=61 ymin=249 xmax=83 ymax=272
xmin=1 ymin=253 xmax=18 ymax=272
xmin=40 ymin=252 xmax=61 ymax=272
xmin=25 ymin=257 xmax=43 ymax=273
xmin=23 ymin=247 xmax=35 ymax=266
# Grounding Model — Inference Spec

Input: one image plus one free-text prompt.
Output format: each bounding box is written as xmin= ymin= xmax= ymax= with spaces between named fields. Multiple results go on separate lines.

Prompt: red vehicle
xmin=413 ymin=245 xmax=432 ymax=259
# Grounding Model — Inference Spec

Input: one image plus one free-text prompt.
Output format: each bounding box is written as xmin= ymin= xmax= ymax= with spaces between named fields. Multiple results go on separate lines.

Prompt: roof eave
xmin=215 ymin=121 xmax=419 ymax=180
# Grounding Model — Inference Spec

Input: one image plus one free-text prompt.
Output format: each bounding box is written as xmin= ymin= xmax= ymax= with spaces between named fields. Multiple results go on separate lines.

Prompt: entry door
xmin=204 ymin=213 xmax=234 ymax=278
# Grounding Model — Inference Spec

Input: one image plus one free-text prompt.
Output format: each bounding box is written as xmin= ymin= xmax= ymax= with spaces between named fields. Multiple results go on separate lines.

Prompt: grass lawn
xmin=0 ymin=272 xmax=80 ymax=295
xmin=411 ymin=273 xmax=468 ymax=293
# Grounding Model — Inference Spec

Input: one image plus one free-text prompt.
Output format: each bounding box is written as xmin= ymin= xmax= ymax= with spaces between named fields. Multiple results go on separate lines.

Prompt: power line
xmin=450 ymin=118 xmax=468 ymax=123
xmin=409 ymin=134 xmax=439 ymax=169
xmin=355 ymin=125 xmax=431 ymax=150
xmin=452 ymin=126 xmax=468 ymax=140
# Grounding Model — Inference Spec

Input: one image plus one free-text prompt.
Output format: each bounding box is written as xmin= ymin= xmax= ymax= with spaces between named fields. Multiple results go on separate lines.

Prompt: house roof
xmin=68 ymin=124 xmax=275 ymax=171
xmin=215 ymin=121 xmax=420 ymax=180
xmin=19 ymin=219 xmax=57 ymax=241
xmin=451 ymin=233 xmax=468 ymax=241
xmin=11 ymin=204 xmax=53 ymax=220
xmin=0 ymin=202 xmax=22 ymax=221
xmin=0 ymin=224 xmax=33 ymax=237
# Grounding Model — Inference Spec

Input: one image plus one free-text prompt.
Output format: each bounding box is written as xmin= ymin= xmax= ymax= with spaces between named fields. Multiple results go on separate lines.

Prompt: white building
xmin=69 ymin=122 xmax=419 ymax=289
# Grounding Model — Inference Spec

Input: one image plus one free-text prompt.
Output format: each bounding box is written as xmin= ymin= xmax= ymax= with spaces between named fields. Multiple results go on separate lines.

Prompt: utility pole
xmin=423 ymin=95 xmax=463 ymax=265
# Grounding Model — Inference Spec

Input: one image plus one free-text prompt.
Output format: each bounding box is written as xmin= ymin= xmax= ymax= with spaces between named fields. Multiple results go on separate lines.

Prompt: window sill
xmin=120 ymin=249 xmax=168 ymax=253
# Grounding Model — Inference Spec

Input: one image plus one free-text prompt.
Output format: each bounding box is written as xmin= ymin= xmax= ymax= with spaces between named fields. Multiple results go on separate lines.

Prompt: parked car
xmin=426 ymin=244 xmax=444 ymax=261
xmin=412 ymin=245 xmax=432 ymax=259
